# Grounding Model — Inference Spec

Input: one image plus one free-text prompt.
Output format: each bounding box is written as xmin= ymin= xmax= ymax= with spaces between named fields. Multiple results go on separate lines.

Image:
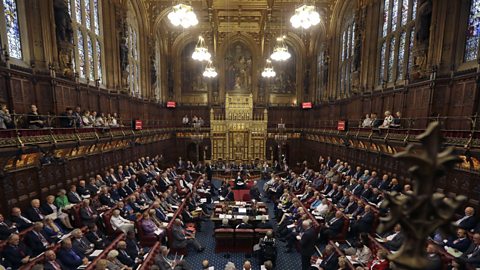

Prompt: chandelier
xmin=290 ymin=4 xmax=321 ymax=29
xmin=167 ymin=3 xmax=199 ymax=28
xmin=261 ymin=59 xmax=276 ymax=78
xmin=271 ymin=36 xmax=291 ymax=61
xmin=203 ymin=61 xmax=218 ymax=78
xmin=192 ymin=36 xmax=211 ymax=62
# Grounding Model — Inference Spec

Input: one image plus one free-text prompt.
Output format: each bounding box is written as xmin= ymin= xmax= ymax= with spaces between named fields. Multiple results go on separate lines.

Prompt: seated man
xmin=319 ymin=211 xmax=345 ymax=244
xmin=236 ymin=216 xmax=253 ymax=229
xmin=117 ymin=241 xmax=137 ymax=268
xmin=171 ymin=219 xmax=204 ymax=252
xmin=456 ymin=233 xmax=480 ymax=268
xmin=85 ymin=224 xmax=108 ymax=249
xmin=317 ymin=244 xmax=339 ymax=270
xmin=2 ymin=234 xmax=32 ymax=269
xmin=445 ymin=228 xmax=471 ymax=253
xmin=57 ymin=238 xmax=89 ymax=269
xmin=71 ymin=229 xmax=94 ymax=257
xmin=44 ymin=249 xmax=67 ymax=270
xmin=24 ymin=222 xmax=53 ymax=256
xmin=381 ymin=223 xmax=404 ymax=252
xmin=154 ymin=246 xmax=192 ymax=270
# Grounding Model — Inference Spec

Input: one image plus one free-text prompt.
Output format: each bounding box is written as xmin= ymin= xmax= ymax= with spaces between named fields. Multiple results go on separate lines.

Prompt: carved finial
xmin=378 ymin=122 xmax=466 ymax=269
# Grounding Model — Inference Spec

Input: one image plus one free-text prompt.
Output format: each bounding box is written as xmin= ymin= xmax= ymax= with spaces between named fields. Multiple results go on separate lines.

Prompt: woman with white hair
xmin=224 ymin=262 xmax=236 ymax=270
xmin=110 ymin=209 xmax=134 ymax=234
xmin=379 ymin=111 xmax=393 ymax=128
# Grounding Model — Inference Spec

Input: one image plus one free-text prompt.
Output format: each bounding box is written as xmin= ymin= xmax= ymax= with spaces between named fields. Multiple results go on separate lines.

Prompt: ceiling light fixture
xmin=262 ymin=59 xmax=276 ymax=78
xmin=192 ymin=36 xmax=211 ymax=62
xmin=167 ymin=3 xmax=199 ymax=28
xmin=271 ymin=36 xmax=291 ymax=62
xmin=290 ymin=4 xmax=320 ymax=29
xmin=203 ymin=61 xmax=217 ymax=78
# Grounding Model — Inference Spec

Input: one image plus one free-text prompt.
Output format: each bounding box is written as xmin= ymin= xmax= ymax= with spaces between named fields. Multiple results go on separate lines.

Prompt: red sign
xmin=337 ymin=120 xmax=346 ymax=131
xmin=167 ymin=101 xmax=176 ymax=108
xmin=302 ymin=102 xmax=312 ymax=109
xmin=134 ymin=120 xmax=143 ymax=130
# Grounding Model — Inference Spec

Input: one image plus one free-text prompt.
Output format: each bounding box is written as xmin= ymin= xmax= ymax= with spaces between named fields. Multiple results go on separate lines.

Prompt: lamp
xmin=192 ymin=36 xmax=211 ymax=62
xmin=271 ymin=36 xmax=291 ymax=61
xmin=290 ymin=4 xmax=321 ymax=29
xmin=203 ymin=61 xmax=218 ymax=78
xmin=261 ymin=59 xmax=276 ymax=78
xmin=167 ymin=3 xmax=199 ymax=28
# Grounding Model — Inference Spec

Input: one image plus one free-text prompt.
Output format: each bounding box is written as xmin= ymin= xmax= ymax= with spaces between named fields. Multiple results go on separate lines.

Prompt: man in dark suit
xmin=86 ymin=178 xmax=99 ymax=195
xmin=99 ymin=187 xmax=116 ymax=207
xmin=0 ymin=213 xmax=17 ymax=240
xmin=85 ymin=224 xmax=108 ymax=249
xmin=57 ymin=238 xmax=88 ymax=270
xmin=24 ymin=199 xmax=45 ymax=222
xmin=455 ymin=207 xmax=477 ymax=231
xmin=126 ymin=230 xmax=144 ymax=261
xmin=24 ymin=222 xmax=52 ymax=256
xmin=79 ymin=199 xmax=98 ymax=226
xmin=351 ymin=205 xmax=375 ymax=236
xmin=425 ymin=243 xmax=442 ymax=270
xmin=10 ymin=207 xmax=33 ymax=231
xmin=319 ymin=211 xmax=344 ymax=244
xmin=2 ymin=234 xmax=32 ymax=269
xmin=250 ymin=181 xmax=261 ymax=201
xmin=117 ymin=240 xmax=136 ymax=267
xmin=457 ymin=233 xmax=480 ymax=268
xmin=236 ymin=216 xmax=253 ymax=229
xmin=66 ymin=185 xmax=82 ymax=204
xmin=76 ymin=180 xmax=91 ymax=197
xmin=300 ymin=220 xmax=317 ymax=270
xmin=44 ymin=249 xmax=67 ymax=270
xmin=318 ymin=244 xmax=339 ymax=270
xmin=71 ymin=229 xmax=94 ymax=257
xmin=446 ymin=228 xmax=471 ymax=253
xmin=382 ymin=223 xmax=405 ymax=251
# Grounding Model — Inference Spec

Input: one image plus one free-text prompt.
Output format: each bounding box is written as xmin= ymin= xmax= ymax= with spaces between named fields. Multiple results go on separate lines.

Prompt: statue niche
xmin=53 ymin=0 xmax=74 ymax=77
xmin=225 ymin=42 xmax=252 ymax=92
xmin=181 ymin=42 xmax=207 ymax=93
xmin=412 ymin=0 xmax=432 ymax=78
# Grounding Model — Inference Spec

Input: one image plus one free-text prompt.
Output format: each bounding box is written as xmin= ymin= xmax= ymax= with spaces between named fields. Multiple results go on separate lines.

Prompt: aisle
xmin=183 ymin=178 xmax=301 ymax=270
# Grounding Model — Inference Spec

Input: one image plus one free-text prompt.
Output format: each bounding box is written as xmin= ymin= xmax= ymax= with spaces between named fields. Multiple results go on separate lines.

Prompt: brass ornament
xmin=378 ymin=122 xmax=467 ymax=269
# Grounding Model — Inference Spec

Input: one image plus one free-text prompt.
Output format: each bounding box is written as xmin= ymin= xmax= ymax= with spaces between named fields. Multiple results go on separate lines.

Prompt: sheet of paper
xmin=90 ymin=250 xmax=103 ymax=257
xmin=238 ymin=208 xmax=247 ymax=214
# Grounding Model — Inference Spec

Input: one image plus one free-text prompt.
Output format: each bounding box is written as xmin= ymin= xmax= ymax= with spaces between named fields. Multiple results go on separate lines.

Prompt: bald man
xmin=455 ymin=207 xmax=477 ymax=230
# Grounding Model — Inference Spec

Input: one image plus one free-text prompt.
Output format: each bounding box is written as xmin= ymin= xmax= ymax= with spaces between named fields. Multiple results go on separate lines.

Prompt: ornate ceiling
xmin=144 ymin=0 xmax=336 ymax=51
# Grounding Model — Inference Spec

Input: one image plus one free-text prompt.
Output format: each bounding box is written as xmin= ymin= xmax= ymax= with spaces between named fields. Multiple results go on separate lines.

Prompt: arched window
xmin=69 ymin=0 xmax=103 ymax=83
xmin=378 ymin=0 xmax=417 ymax=85
xmin=464 ymin=0 xmax=480 ymax=62
xmin=126 ymin=6 xmax=140 ymax=98
xmin=338 ymin=18 xmax=355 ymax=97
xmin=0 ymin=0 xmax=28 ymax=61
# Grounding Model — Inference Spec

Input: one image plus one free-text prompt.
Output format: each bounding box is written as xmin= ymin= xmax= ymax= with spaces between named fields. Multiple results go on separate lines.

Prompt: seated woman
xmin=42 ymin=194 xmax=74 ymax=229
xmin=106 ymin=250 xmax=131 ymax=270
xmin=379 ymin=111 xmax=394 ymax=128
xmin=43 ymin=217 xmax=67 ymax=241
xmin=140 ymin=212 xmax=163 ymax=238
xmin=390 ymin=111 xmax=402 ymax=128
xmin=366 ymin=249 xmax=389 ymax=270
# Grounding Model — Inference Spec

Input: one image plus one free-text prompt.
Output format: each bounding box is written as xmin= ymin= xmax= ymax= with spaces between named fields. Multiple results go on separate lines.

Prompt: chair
xmin=214 ymin=228 xmax=235 ymax=253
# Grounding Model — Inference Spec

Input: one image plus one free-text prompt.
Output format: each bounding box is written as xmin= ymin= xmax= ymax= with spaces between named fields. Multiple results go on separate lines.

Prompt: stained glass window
xmin=379 ymin=41 xmax=386 ymax=83
xmin=316 ymin=46 xmax=325 ymax=101
xmin=465 ymin=0 xmax=480 ymax=62
xmin=77 ymin=30 xmax=85 ymax=77
xmin=70 ymin=0 xmax=103 ymax=83
xmin=387 ymin=37 xmax=396 ymax=82
xmin=397 ymin=31 xmax=406 ymax=80
xmin=2 ymin=0 xmax=22 ymax=59
xmin=408 ymin=28 xmax=415 ymax=72
xmin=339 ymin=17 xmax=355 ymax=98
xmin=378 ymin=0 xmax=416 ymax=85
xmin=391 ymin=0 xmax=399 ymax=32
